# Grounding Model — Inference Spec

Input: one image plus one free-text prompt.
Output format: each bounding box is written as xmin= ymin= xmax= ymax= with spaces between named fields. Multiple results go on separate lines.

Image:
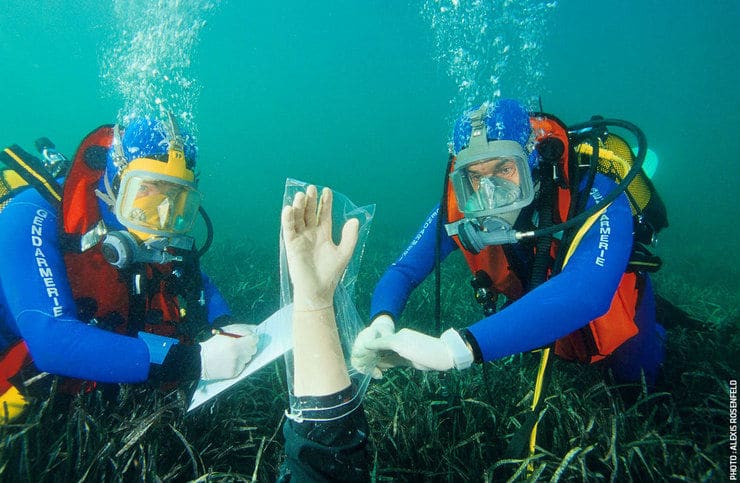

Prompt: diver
xmin=351 ymin=98 xmax=666 ymax=395
xmin=0 ymin=114 xmax=258 ymax=423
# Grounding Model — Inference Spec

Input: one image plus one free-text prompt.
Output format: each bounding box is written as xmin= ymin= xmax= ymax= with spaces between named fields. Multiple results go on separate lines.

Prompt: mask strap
xmin=468 ymin=104 xmax=489 ymax=151
xmin=94 ymin=172 xmax=117 ymax=208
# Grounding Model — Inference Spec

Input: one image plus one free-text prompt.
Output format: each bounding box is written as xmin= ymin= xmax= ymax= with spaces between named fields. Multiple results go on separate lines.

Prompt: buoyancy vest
xmin=445 ymin=114 xmax=641 ymax=364
xmin=60 ymin=126 xmax=205 ymax=342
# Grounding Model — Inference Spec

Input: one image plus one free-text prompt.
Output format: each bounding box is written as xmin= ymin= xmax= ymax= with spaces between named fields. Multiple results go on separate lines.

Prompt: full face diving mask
xmin=446 ymin=105 xmax=535 ymax=252
xmin=113 ymin=130 xmax=201 ymax=242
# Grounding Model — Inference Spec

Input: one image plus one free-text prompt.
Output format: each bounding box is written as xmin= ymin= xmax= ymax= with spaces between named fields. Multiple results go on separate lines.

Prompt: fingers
xmin=283 ymin=186 xmax=325 ymax=237
xmin=363 ymin=334 xmax=397 ymax=352
xmin=281 ymin=205 xmax=296 ymax=241
xmin=282 ymin=190 xmax=308 ymax=241
xmin=338 ymin=218 xmax=359 ymax=265
xmin=317 ymin=186 xmax=331 ymax=220
xmin=317 ymin=187 xmax=334 ymax=237
xmin=282 ymin=186 xmax=321 ymax=241
xmin=304 ymin=184 xmax=319 ymax=227
xmin=292 ymin=191 xmax=307 ymax=232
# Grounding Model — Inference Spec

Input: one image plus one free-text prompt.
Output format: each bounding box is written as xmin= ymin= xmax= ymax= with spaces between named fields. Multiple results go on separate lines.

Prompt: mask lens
xmin=453 ymin=154 xmax=534 ymax=218
xmin=115 ymin=171 xmax=201 ymax=237
xmin=473 ymin=176 xmax=522 ymax=211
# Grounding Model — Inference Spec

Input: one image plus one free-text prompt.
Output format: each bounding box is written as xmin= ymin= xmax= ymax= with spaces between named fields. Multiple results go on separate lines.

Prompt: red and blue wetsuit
xmin=0 ymin=185 xmax=230 ymax=384
xmin=370 ymin=174 xmax=665 ymax=384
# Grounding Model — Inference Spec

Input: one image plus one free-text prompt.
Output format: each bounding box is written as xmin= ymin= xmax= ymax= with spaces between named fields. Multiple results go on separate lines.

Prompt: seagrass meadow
xmin=1 ymin=236 xmax=736 ymax=482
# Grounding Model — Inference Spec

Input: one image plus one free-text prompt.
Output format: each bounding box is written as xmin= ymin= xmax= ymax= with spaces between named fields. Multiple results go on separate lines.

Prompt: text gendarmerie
xmin=31 ymin=209 xmax=63 ymax=317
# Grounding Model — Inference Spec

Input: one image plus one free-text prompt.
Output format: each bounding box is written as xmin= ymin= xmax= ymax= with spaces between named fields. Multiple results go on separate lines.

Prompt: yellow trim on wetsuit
xmin=0 ymin=385 xmax=29 ymax=424
xmin=527 ymin=202 xmax=612 ymax=469
xmin=2 ymin=147 xmax=62 ymax=202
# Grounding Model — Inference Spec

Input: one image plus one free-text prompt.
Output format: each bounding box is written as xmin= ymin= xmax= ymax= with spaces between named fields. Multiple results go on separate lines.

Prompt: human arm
xmin=352 ymin=205 xmax=459 ymax=376
xmin=281 ymin=185 xmax=359 ymax=396
xmin=280 ymin=185 xmax=369 ymax=482
xmin=358 ymin=175 xmax=632 ymax=370
xmin=0 ymin=195 xmax=152 ymax=382
xmin=368 ymin=204 xmax=458 ymax=321
xmin=465 ymin=174 xmax=633 ymax=360
xmin=0 ymin=192 xmax=255 ymax=383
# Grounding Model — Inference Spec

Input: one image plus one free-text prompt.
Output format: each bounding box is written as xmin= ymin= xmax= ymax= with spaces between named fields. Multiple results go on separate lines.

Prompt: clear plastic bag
xmin=280 ymin=178 xmax=375 ymax=422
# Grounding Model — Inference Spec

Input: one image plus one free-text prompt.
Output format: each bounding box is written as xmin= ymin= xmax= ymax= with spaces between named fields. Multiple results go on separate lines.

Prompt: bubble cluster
xmin=421 ymin=0 xmax=557 ymax=118
xmin=101 ymin=0 xmax=219 ymax=134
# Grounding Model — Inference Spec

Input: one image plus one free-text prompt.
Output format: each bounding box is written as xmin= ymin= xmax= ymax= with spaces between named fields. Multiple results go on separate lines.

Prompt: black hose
xmin=435 ymin=154 xmax=455 ymax=335
xmin=197 ymin=206 xmax=214 ymax=257
xmin=529 ymin=167 xmax=554 ymax=289
xmin=520 ymin=118 xmax=647 ymax=240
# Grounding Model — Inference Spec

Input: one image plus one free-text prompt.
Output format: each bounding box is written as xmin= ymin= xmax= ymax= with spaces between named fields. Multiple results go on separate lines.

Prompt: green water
xmin=1 ymin=0 xmax=738 ymax=306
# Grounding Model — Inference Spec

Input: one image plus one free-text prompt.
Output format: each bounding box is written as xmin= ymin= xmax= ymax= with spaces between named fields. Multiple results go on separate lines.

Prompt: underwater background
xmin=2 ymin=0 xmax=739 ymax=283
xmin=2 ymin=0 xmax=739 ymax=286
xmin=1 ymin=1 xmax=738 ymax=481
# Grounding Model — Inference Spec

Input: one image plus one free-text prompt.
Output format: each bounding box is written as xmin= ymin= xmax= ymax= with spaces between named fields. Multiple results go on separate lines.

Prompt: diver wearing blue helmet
xmin=351 ymin=98 xmax=665 ymax=402
xmin=0 ymin=114 xmax=258 ymax=423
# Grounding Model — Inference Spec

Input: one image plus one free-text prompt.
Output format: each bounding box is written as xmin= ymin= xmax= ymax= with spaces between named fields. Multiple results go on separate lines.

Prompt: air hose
xmin=515 ymin=118 xmax=647 ymax=241
xmin=196 ymin=206 xmax=214 ymax=257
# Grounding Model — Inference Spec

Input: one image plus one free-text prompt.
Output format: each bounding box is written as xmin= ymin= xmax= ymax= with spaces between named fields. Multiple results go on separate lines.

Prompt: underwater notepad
xmin=188 ymin=304 xmax=293 ymax=411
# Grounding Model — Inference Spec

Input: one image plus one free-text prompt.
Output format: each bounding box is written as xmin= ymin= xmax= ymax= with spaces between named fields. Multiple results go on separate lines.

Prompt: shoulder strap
xmin=0 ymin=145 xmax=64 ymax=209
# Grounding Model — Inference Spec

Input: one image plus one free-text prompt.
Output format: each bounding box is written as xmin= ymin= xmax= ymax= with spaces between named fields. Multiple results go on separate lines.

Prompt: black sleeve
xmin=211 ymin=314 xmax=238 ymax=328
xmin=148 ymin=343 xmax=202 ymax=383
xmin=460 ymin=328 xmax=484 ymax=363
xmin=280 ymin=406 xmax=370 ymax=482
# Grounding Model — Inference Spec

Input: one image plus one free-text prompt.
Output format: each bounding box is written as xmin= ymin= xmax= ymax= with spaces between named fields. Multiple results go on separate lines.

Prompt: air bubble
xmin=101 ymin=0 xmax=219 ymax=136
xmin=420 ymin=0 xmax=556 ymax=118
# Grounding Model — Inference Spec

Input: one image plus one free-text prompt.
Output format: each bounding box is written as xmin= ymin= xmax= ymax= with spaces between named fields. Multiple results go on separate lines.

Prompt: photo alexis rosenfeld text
xmin=730 ymin=379 xmax=737 ymax=480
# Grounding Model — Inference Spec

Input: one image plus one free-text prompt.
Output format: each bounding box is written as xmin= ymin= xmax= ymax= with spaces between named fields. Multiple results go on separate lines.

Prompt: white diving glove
xmin=350 ymin=314 xmax=397 ymax=379
xmin=364 ymin=327 xmax=474 ymax=372
xmin=199 ymin=323 xmax=259 ymax=380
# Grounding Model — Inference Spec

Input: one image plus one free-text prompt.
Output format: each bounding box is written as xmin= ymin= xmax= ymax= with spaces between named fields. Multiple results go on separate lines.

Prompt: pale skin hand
xmin=281 ymin=185 xmax=359 ymax=396
xmin=281 ymin=185 xmax=359 ymax=310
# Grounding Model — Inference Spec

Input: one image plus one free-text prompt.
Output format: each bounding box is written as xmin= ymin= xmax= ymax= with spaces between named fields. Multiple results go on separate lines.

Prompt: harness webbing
xmin=0 ymin=145 xmax=63 ymax=208
xmin=525 ymin=203 xmax=610 ymax=466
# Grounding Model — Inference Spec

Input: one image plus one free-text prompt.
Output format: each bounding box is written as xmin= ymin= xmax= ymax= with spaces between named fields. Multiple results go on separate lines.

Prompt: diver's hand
xmin=281 ymin=185 xmax=359 ymax=310
xmin=199 ymin=324 xmax=259 ymax=380
xmin=364 ymin=328 xmax=473 ymax=372
xmin=350 ymin=315 xmax=398 ymax=379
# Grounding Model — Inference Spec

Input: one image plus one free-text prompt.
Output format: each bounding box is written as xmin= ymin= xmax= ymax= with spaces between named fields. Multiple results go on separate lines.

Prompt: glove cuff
xmin=150 ymin=344 xmax=202 ymax=383
xmin=440 ymin=328 xmax=474 ymax=370
xmin=371 ymin=314 xmax=395 ymax=332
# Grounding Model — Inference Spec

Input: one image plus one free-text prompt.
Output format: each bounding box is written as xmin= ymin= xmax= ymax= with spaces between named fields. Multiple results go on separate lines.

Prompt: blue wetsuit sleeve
xmin=466 ymin=175 xmax=634 ymax=361
xmin=202 ymin=272 xmax=231 ymax=325
xmin=0 ymin=195 xmax=151 ymax=383
xmin=370 ymin=205 xmax=458 ymax=320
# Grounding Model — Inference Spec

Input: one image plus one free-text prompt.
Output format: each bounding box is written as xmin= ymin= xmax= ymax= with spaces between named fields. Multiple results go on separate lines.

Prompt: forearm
xmin=19 ymin=311 xmax=152 ymax=382
xmin=292 ymin=305 xmax=350 ymax=397
xmin=370 ymin=205 xmax=457 ymax=320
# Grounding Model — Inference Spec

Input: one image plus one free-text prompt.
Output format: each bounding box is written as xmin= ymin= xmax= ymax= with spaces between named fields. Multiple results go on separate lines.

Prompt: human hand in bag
xmin=281 ymin=185 xmax=359 ymax=310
